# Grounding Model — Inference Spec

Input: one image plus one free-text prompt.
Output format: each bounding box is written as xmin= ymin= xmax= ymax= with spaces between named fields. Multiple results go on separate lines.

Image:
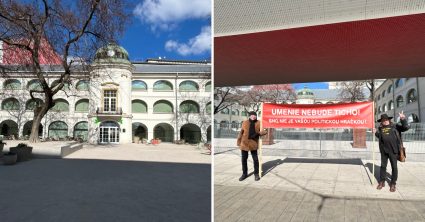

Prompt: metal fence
xmin=214 ymin=123 xmax=425 ymax=161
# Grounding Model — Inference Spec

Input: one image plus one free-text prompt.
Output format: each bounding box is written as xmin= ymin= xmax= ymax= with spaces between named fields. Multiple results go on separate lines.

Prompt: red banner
xmin=262 ymin=102 xmax=373 ymax=129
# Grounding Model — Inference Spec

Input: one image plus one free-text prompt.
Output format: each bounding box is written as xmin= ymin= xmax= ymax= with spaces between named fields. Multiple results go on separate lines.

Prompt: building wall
xmin=374 ymin=77 xmax=422 ymax=123
xmin=0 ymin=65 xmax=211 ymax=144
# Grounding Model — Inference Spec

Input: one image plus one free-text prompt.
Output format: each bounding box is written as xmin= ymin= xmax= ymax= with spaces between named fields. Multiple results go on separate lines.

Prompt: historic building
xmin=0 ymin=43 xmax=212 ymax=144
xmin=374 ymin=77 xmax=425 ymax=124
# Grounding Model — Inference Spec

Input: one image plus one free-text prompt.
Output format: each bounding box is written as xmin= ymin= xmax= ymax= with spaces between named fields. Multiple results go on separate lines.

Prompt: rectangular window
xmin=103 ymin=90 xmax=117 ymax=112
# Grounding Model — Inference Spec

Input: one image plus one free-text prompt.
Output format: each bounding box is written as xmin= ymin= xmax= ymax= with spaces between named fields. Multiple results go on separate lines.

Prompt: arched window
xmin=377 ymin=95 xmax=380 ymax=101
xmin=132 ymin=80 xmax=147 ymax=90
xmin=387 ymin=85 xmax=393 ymax=94
xmin=27 ymin=79 xmax=42 ymax=90
xmin=52 ymin=99 xmax=69 ymax=112
xmin=74 ymin=121 xmax=88 ymax=141
xmin=388 ymin=100 xmax=394 ymax=110
xmin=221 ymin=108 xmax=229 ymax=114
xmin=179 ymin=81 xmax=199 ymax=91
xmin=76 ymin=80 xmax=89 ymax=91
xmin=26 ymin=98 xmax=44 ymax=110
xmin=231 ymin=121 xmax=239 ymax=128
xmin=206 ymin=102 xmax=211 ymax=114
xmin=180 ymin=100 xmax=200 ymax=113
xmin=383 ymin=104 xmax=387 ymax=112
xmin=205 ymin=81 xmax=211 ymax=91
xmin=220 ymin=121 xmax=229 ymax=128
xmin=377 ymin=106 xmax=381 ymax=113
xmin=1 ymin=98 xmax=20 ymax=110
xmin=153 ymin=100 xmax=173 ymax=113
xmin=241 ymin=111 xmax=247 ymax=116
xmin=153 ymin=80 xmax=173 ymax=91
xmin=395 ymin=78 xmax=403 ymax=88
xmin=51 ymin=80 xmax=70 ymax=90
xmin=407 ymin=89 xmax=417 ymax=104
xmin=75 ymin=99 xmax=89 ymax=112
xmin=3 ymin=79 xmax=21 ymax=90
xmin=381 ymin=90 xmax=385 ymax=98
xmin=132 ymin=100 xmax=148 ymax=113
xmin=48 ymin=121 xmax=68 ymax=139
xmin=408 ymin=113 xmax=420 ymax=123
xmin=396 ymin=96 xmax=404 ymax=108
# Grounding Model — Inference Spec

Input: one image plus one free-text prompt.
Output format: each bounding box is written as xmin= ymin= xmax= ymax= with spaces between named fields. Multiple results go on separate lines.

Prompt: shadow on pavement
xmin=262 ymin=159 xmax=285 ymax=176
xmin=281 ymin=157 xmax=363 ymax=165
xmin=365 ymin=162 xmax=392 ymax=184
xmin=0 ymin=159 xmax=211 ymax=222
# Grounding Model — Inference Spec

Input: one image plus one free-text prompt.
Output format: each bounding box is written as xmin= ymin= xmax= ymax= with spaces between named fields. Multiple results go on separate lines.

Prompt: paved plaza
xmin=0 ymin=143 xmax=211 ymax=222
xmin=215 ymin=152 xmax=425 ymax=221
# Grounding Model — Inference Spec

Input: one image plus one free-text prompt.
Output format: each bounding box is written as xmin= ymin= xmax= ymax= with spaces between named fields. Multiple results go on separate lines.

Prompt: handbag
xmin=395 ymin=130 xmax=406 ymax=162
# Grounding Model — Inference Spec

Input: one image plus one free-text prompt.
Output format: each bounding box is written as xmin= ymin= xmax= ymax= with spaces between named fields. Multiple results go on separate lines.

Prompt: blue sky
xmin=118 ymin=0 xmax=211 ymax=62
xmin=292 ymin=82 xmax=329 ymax=90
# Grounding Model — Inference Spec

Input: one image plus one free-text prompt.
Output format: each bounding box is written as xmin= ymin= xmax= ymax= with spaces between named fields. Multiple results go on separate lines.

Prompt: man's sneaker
xmin=254 ymin=174 xmax=260 ymax=181
xmin=239 ymin=174 xmax=248 ymax=181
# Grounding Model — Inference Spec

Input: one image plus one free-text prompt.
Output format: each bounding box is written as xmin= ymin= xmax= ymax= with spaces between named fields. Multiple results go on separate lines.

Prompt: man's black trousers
xmin=380 ymin=151 xmax=398 ymax=184
xmin=241 ymin=150 xmax=259 ymax=175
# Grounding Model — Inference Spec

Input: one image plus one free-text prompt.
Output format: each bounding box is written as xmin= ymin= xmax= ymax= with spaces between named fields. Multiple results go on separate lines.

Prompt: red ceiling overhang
xmin=215 ymin=13 xmax=425 ymax=87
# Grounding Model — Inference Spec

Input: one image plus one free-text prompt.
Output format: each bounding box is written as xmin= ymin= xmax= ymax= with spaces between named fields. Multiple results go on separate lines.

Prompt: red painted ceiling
xmin=215 ymin=13 xmax=425 ymax=87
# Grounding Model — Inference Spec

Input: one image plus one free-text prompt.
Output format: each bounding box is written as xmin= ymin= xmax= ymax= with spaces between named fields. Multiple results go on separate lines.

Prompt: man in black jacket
xmin=373 ymin=112 xmax=409 ymax=192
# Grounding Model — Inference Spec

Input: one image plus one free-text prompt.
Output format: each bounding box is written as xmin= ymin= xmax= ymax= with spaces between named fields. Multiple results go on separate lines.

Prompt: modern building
xmin=214 ymin=1 xmax=425 ymax=87
xmin=374 ymin=77 xmax=424 ymax=124
xmin=0 ymin=43 xmax=212 ymax=144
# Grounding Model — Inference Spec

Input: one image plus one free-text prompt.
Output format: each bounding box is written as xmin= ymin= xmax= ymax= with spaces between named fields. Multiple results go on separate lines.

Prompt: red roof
xmin=1 ymin=39 xmax=62 ymax=65
xmin=215 ymin=13 xmax=425 ymax=86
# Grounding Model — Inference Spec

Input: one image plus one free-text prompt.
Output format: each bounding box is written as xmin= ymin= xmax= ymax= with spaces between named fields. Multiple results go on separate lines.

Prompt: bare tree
xmin=239 ymin=84 xmax=296 ymax=112
xmin=175 ymin=79 xmax=211 ymax=144
xmin=0 ymin=0 xmax=129 ymax=142
xmin=0 ymin=86 xmax=30 ymax=139
xmin=362 ymin=79 xmax=375 ymax=101
xmin=338 ymin=81 xmax=366 ymax=102
xmin=214 ymin=87 xmax=239 ymax=114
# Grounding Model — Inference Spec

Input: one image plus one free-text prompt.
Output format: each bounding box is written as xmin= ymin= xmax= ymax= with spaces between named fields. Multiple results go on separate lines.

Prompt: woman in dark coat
xmin=237 ymin=111 xmax=267 ymax=181
xmin=373 ymin=112 xmax=409 ymax=192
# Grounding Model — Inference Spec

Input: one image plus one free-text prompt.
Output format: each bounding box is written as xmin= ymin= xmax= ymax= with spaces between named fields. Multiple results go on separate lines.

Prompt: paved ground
xmin=215 ymin=152 xmax=425 ymax=221
xmin=0 ymin=143 xmax=211 ymax=222
xmin=215 ymin=138 xmax=425 ymax=161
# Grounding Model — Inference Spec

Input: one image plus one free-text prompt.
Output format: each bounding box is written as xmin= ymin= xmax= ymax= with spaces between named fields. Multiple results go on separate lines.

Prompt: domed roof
xmin=94 ymin=43 xmax=130 ymax=64
xmin=297 ymin=86 xmax=315 ymax=98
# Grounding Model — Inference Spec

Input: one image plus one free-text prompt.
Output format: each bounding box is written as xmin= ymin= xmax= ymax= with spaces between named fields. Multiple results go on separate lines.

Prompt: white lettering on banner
xmin=340 ymin=119 xmax=367 ymax=124
xmin=335 ymin=109 xmax=360 ymax=116
xmin=301 ymin=109 xmax=333 ymax=116
xmin=271 ymin=108 xmax=360 ymax=116
xmin=311 ymin=119 xmax=340 ymax=124
xmin=271 ymin=109 xmax=300 ymax=115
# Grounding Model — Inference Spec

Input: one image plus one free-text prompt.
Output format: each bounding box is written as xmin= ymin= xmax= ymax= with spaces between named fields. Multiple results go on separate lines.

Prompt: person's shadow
xmin=365 ymin=163 xmax=392 ymax=184
xmin=262 ymin=159 xmax=285 ymax=177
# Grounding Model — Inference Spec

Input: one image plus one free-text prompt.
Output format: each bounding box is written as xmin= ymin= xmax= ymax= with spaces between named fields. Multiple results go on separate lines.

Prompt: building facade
xmin=374 ymin=77 xmax=424 ymax=124
xmin=0 ymin=43 xmax=212 ymax=144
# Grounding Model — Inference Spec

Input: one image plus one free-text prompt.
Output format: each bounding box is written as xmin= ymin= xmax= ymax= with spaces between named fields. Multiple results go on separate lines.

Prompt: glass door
xmin=99 ymin=121 xmax=120 ymax=144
